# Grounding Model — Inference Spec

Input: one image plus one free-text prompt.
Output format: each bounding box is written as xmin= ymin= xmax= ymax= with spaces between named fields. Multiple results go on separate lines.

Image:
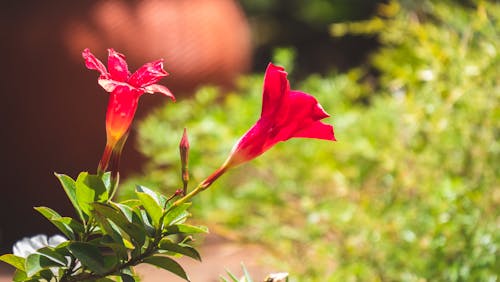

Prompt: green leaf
xmin=56 ymin=217 xmax=85 ymax=235
xmin=222 ymin=269 xmax=240 ymax=282
xmin=165 ymin=224 xmax=209 ymax=235
xmin=101 ymin=171 xmax=112 ymax=194
xmin=242 ymin=262 xmax=253 ymax=282
xmin=12 ymin=269 xmax=28 ymax=282
xmin=158 ymin=238 xmax=201 ymax=261
xmin=115 ymin=203 xmax=143 ymax=225
xmin=34 ymin=206 xmax=75 ymax=240
xmin=95 ymin=278 xmax=115 ymax=282
xmin=114 ymin=202 xmax=154 ymax=239
xmin=53 ymin=241 xmax=71 ymax=257
xmin=38 ymin=268 xmax=57 ymax=281
xmin=0 ymin=254 xmax=25 ymax=271
xmin=92 ymin=202 xmax=146 ymax=246
xmin=100 ymin=235 xmax=129 ymax=261
xmin=76 ymin=172 xmax=108 ymax=215
xmin=120 ymin=273 xmax=137 ymax=282
xmin=25 ymin=253 xmax=61 ymax=277
xmin=143 ymin=256 xmax=189 ymax=281
xmin=164 ymin=203 xmax=191 ymax=226
xmin=136 ymin=186 xmax=163 ymax=228
xmin=94 ymin=210 xmax=128 ymax=246
xmin=119 ymin=199 xmax=142 ymax=208
xmin=55 ymin=173 xmax=85 ymax=221
xmin=139 ymin=209 xmax=155 ymax=237
xmin=36 ymin=246 xmax=68 ymax=267
xmin=67 ymin=242 xmax=108 ymax=275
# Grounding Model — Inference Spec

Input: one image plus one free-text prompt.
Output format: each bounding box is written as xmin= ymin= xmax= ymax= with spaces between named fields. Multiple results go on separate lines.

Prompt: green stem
xmin=172 ymin=165 xmax=228 ymax=207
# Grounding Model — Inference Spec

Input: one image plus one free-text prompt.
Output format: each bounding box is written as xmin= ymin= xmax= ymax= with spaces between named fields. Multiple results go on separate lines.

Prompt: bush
xmin=121 ymin=1 xmax=499 ymax=280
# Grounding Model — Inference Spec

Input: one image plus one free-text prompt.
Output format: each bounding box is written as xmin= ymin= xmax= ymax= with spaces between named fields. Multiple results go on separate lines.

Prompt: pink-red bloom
xmin=201 ymin=63 xmax=335 ymax=187
xmin=83 ymin=48 xmax=175 ymax=174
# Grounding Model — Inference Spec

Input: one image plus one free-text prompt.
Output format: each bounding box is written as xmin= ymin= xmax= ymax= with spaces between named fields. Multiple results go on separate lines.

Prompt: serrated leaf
xmin=165 ymin=224 xmax=209 ymax=235
xmin=76 ymin=172 xmax=108 ymax=215
xmin=136 ymin=186 xmax=163 ymax=228
xmin=164 ymin=203 xmax=191 ymax=226
xmin=34 ymin=206 xmax=75 ymax=240
xmin=158 ymin=239 xmax=201 ymax=261
xmin=143 ymin=256 xmax=189 ymax=281
xmin=0 ymin=254 xmax=25 ymax=271
xmin=55 ymin=173 xmax=85 ymax=221
xmin=25 ymin=253 xmax=61 ymax=277
xmin=92 ymin=202 xmax=146 ymax=246
xmin=67 ymin=242 xmax=108 ymax=275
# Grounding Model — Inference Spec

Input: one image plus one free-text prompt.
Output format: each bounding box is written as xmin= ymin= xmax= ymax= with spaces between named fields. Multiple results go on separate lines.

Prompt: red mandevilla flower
xmin=201 ymin=63 xmax=335 ymax=187
xmin=83 ymin=48 xmax=175 ymax=175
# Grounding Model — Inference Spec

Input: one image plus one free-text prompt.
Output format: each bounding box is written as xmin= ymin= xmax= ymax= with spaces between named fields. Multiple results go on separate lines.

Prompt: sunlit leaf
xmin=0 ymin=254 xmax=25 ymax=271
xmin=165 ymin=224 xmax=208 ymax=235
xmin=136 ymin=186 xmax=163 ymax=228
xmin=55 ymin=173 xmax=85 ymax=221
xmin=34 ymin=206 xmax=75 ymax=240
xmin=25 ymin=253 xmax=61 ymax=277
xmin=92 ymin=202 xmax=146 ymax=246
xmin=75 ymin=172 xmax=108 ymax=215
xmin=164 ymin=203 xmax=191 ymax=226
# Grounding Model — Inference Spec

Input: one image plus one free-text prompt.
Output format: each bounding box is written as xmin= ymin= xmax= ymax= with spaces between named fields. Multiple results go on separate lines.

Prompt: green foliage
xmin=220 ymin=263 xmax=254 ymax=282
xmin=2 ymin=172 xmax=207 ymax=281
xmin=123 ymin=1 xmax=499 ymax=281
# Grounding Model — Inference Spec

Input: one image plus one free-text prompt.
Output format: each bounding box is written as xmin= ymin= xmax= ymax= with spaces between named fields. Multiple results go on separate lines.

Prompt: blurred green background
xmin=118 ymin=0 xmax=499 ymax=281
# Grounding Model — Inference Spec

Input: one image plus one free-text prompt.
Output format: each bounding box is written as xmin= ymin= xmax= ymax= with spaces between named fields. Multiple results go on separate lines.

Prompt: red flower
xmin=201 ymin=63 xmax=335 ymax=187
xmin=83 ymin=48 xmax=175 ymax=174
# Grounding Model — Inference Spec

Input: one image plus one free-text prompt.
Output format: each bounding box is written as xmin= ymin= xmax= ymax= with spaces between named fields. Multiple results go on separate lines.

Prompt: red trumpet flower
xmin=83 ymin=48 xmax=175 ymax=175
xmin=201 ymin=63 xmax=335 ymax=188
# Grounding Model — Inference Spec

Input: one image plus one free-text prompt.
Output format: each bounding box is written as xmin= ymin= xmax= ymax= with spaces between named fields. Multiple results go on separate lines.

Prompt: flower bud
xmin=179 ymin=128 xmax=190 ymax=194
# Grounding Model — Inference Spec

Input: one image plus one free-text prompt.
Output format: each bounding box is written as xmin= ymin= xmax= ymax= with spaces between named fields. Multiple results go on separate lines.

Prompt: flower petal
xmin=293 ymin=121 xmax=336 ymax=141
xmin=143 ymin=84 xmax=176 ymax=101
xmin=128 ymin=59 xmax=168 ymax=88
xmin=82 ymin=48 xmax=109 ymax=78
xmin=107 ymin=48 xmax=130 ymax=82
xmin=98 ymin=79 xmax=134 ymax=93
xmin=261 ymin=63 xmax=290 ymax=119
xmin=288 ymin=91 xmax=330 ymax=121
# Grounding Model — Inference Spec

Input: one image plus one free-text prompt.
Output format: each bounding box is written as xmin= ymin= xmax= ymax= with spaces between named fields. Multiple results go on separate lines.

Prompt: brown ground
xmin=0 ymin=235 xmax=274 ymax=282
